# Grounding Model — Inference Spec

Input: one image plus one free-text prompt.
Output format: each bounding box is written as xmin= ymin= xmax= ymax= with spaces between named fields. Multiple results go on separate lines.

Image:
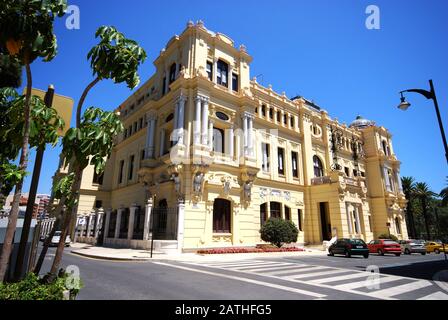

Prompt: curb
xmin=70 ymin=250 xmax=155 ymax=262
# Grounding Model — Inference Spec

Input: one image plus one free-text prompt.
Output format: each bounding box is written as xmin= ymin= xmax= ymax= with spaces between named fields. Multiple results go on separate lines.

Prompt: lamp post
xmin=398 ymin=79 xmax=448 ymax=164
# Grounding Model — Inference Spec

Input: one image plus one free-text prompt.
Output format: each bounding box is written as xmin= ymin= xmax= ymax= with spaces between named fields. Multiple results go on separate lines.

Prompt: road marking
xmin=264 ymin=266 xmax=322 ymax=276
xmin=366 ymin=280 xmax=433 ymax=299
xmin=417 ymin=291 xmax=448 ymax=300
xmin=152 ymin=261 xmax=326 ymax=299
xmin=310 ymin=272 xmax=371 ymax=284
xmin=333 ymin=275 xmax=401 ymax=290
xmin=233 ymin=263 xmax=291 ymax=270
xmin=204 ymin=260 xmax=267 ymax=267
xmin=284 ymin=269 xmax=349 ymax=280
xmin=245 ymin=264 xmax=308 ymax=273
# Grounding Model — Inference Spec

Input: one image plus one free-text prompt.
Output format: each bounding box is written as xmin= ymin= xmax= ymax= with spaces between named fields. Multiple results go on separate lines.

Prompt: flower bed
xmin=197 ymin=247 xmax=304 ymax=255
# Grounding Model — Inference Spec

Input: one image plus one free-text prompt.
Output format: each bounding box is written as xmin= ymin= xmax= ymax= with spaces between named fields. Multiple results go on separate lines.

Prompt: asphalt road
xmin=38 ymin=246 xmax=448 ymax=300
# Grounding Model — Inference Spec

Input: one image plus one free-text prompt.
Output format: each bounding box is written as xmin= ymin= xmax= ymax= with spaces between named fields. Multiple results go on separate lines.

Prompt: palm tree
xmin=401 ymin=176 xmax=417 ymax=238
xmin=414 ymin=182 xmax=437 ymax=240
xmin=440 ymin=177 xmax=448 ymax=207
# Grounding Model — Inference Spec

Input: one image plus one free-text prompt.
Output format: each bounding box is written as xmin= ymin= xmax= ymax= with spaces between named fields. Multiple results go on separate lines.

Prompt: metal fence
xmin=151 ymin=207 xmax=178 ymax=240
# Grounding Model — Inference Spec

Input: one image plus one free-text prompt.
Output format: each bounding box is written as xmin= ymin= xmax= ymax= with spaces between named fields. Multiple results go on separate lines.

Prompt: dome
xmin=349 ymin=115 xmax=375 ymax=129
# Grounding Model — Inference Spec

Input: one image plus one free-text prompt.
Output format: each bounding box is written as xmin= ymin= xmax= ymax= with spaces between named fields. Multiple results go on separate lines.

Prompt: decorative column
xmin=227 ymin=125 xmax=234 ymax=158
xmin=248 ymin=115 xmax=254 ymax=157
xmin=177 ymin=95 xmax=186 ymax=145
xmin=87 ymin=212 xmax=95 ymax=238
xmin=128 ymin=205 xmax=137 ymax=240
xmin=159 ymin=128 xmax=166 ymax=157
xmin=177 ymin=201 xmax=185 ymax=254
xmin=95 ymin=208 xmax=104 ymax=241
xmin=396 ymin=170 xmax=403 ymax=193
xmin=242 ymin=113 xmax=248 ymax=156
xmin=201 ymin=98 xmax=209 ymax=145
xmin=228 ymin=66 xmax=233 ymax=93
xmin=143 ymin=198 xmax=153 ymax=241
xmin=382 ymin=166 xmax=391 ymax=191
xmin=145 ymin=113 xmax=157 ymax=159
xmin=173 ymin=101 xmax=179 ymax=143
xmin=213 ymin=58 xmax=218 ymax=84
xmin=354 ymin=206 xmax=362 ymax=235
xmin=346 ymin=203 xmax=353 ymax=234
xmin=104 ymin=208 xmax=111 ymax=241
xmin=194 ymin=97 xmax=202 ymax=144
xmin=208 ymin=120 xmax=214 ymax=150
xmin=115 ymin=208 xmax=123 ymax=239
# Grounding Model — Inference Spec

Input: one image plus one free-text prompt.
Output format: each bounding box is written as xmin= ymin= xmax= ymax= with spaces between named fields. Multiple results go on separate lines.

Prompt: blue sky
xmin=19 ymin=0 xmax=448 ymax=195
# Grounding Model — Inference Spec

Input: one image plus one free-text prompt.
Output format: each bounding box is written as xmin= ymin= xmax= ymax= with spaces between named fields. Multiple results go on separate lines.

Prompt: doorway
xmin=319 ymin=202 xmax=332 ymax=241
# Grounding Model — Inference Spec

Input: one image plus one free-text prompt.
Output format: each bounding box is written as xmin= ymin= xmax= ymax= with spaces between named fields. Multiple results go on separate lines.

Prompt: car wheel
xmin=435 ymin=249 xmax=440 ymax=254
xmin=405 ymin=249 xmax=411 ymax=255
xmin=395 ymin=253 xmax=401 ymax=257
xmin=363 ymin=253 xmax=369 ymax=259
xmin=377 ymin=249 xmax=384 ymax=256
xmin=421 ymin=252 xmax=426 ymax=255
xmin=344 ymin=250 xmax=351 ymax=258
xmin=328 ymin=249 xmax=334 ymax=256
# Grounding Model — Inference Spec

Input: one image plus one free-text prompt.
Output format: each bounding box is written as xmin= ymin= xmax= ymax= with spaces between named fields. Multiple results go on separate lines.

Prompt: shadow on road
xmin=380 ymin=260 xmax=448 ymax=282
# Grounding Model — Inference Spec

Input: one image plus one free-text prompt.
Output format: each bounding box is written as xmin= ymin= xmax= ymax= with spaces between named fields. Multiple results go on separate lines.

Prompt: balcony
xmin=311 ymin=176 xmax=332 ymax=185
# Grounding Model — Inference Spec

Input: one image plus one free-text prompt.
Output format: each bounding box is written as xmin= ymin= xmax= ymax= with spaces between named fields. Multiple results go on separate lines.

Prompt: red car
xmin=368 ymin=239 xmax=401 ymax=256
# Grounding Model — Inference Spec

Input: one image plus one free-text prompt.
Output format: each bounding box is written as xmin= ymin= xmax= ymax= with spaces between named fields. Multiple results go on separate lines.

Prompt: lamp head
xmin=398 ymin=92 xmax=411 ymax=111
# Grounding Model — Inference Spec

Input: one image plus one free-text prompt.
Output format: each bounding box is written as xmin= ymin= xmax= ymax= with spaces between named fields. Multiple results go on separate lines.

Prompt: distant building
xmin=2 ymin=193 xmax=51 ymax=219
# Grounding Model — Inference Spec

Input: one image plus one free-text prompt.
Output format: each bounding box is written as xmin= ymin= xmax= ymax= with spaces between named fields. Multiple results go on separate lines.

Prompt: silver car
xmin=50 ymin=231 xmax=71 ymax=247
xmin=399 ymin=239 xmax=426 ymax=255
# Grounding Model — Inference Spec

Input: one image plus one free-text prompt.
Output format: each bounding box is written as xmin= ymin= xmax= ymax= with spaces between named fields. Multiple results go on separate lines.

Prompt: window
xmin=108 ymin=210 xmax=117 ymax=238
xmin=212 ymin=128 xmax=225 ymax=153
xmin=169 ymin=63 xmax=176 ymax=84
xmin=270 ymin=202 xmax=281 ymax=219
xmin=283 ymin=113 xmax=287 ymax=125
xmin=353 ymin=169 xmax=358 ymax=177
xmin=344 ymin=167 xmax=350 ymax=176
xmin=119 ymin=208 xmax=130 ymax=239
xmin=162 ymin=77 xmax=167 ymax=95
xmin=92 ymin=170 xmax=104 ymax=185
xmin=261 ymin=104 xmax=266 ymax=117
xmin=133 ymin=122 xmax=137 ymax=133
xmin=277 ymin=111 xmax=281 ymax=122
xmin=124 ymin=129 xmax=128 ymax=139
xmin=216 ymin=60 xmax=228 ymax=87
xmin=128 ymin=155 xmax=135 ymax=181
xmin=395 ymin=217 xmax=401 ymax=234
xmin=262 ymin=143 xmax=270 ymax=172
xmin=95 ymin=200 xmax=102 ymax=209
xmin=213 ymin=199 xmax=231 ymax=233
xmin=139 ymin=118 xmax=143 ymax=130
xmin=278 ymin=147 xmax=285 ymax=175
xmin=128 ymin=125 xmax=132 ymax=136
xmin=206 ymin=61 xmax=213 ymax=81
xmin=382 ymin=140 xmax=389 ymax=156
xmin=216 ymin=112 xmax=229 ymax=121
xmin=133 ymin=206 xmax=144 ymax=240
xmin=360 ymin=171 xmax=365 ymax=177
xmin=118 ymin=160 xmax=125 ymax=184
xmin=292 ymin=152 xmax=299 ymax=178
xmin=166 ymin=113 xmax=174 ymax=123
xmin=260 ymin=203 xmax=267 ymax=226
xmin=298 ymin=209 xmax=303 ymax=231
xmin=232 ymin=73 xmax=238 ymax=92
xmin=284 ymin=206 xmax=291 ymax=221
xmin=269 ymin=108 xmax=273 ymax=119
xmin=140 ymin=149 xmax=145 ymax=167
xmin=313 ymin=155 xmax=324 ymax=177
xmin=290 ymin=116 xmax=295 ymax=128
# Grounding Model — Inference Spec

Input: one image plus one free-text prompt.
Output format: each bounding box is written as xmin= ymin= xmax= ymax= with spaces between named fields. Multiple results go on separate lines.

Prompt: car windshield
xmin=384 ymin=240 xmax=398 ymax=245
xmin=412 ymin=240 xmax=425 ymax=244
xmin=54 ymin=231 xmax=61 ymax=236
xmin=349 ymin=239 xmax=365 ymax=245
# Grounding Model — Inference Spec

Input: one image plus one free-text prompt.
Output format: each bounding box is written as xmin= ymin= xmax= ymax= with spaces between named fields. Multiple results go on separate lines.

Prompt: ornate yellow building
xmin=66 ymin=21 xmax=408 ymax=253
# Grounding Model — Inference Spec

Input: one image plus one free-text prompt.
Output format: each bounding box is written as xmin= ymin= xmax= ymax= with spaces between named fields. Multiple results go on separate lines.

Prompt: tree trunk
xmin=33 ymin=198 xmax=65 ymax=275
xmin=0 ymin=63 xmax=32 ymax=282
xmin=422 ymin=198 xmax=431 ymax=240
xmin=76 ymin=77 xmax=100 ymax=127
xmin=49 ymin=166 xmax=82 ymax=275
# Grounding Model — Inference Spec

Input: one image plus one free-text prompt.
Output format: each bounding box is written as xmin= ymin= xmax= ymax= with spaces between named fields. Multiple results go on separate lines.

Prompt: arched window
xmin=395 ymin=217 xmax=401 ymax=234
xmin=165 ymin=113 xmax=174 ymax=123
xmin=313 ymin=155 xmax=324 ymax=177
xmin=212 ymin=127 xmax=225 ymax=153
xmin=213 ymin=198 xmax=231 ymax=233
xmin=261 ymin=104 xmax=266 ymax=117
xmin=260 ymin=203 xmax=267 ymax=226
xmin=270 ymin=202 xmax=281 ymax=219
xmin=382 ymin=140 xmax=388 ymax=155
xmin=169 ymin=63 xmax=177 ymax=84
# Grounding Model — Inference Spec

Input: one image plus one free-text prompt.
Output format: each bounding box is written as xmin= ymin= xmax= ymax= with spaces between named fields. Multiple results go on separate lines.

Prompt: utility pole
xmin=14 ymin=85 xmax=54 ymax=281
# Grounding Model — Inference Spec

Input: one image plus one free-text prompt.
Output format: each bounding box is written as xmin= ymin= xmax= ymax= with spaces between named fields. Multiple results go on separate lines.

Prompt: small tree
xmin=378 ymin=233 xmax=398 ymax=242
xmin=260 ymin=218 xmax=299 ymax=248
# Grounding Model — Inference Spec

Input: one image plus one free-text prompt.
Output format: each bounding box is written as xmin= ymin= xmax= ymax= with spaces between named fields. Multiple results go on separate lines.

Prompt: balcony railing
xmin=311 ymin=176 xmax=332 ymax=185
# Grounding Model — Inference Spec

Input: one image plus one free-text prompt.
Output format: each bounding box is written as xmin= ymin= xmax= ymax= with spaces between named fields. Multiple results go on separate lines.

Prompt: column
xmin=208 ymin=120 xmax=214 ymax=150
xmin=159 ymin=128 xmax=166 ymax=157
xmin=173 ymin=101 xmax=179 ymax=143
xmin=243 ymin=114 xmax=248 ymax=156
xmin=194 ymin=97 xmax=202 ymax=144
xmin=164 ymin=68 xmax=170 ymax=93
xmin=143 ymin=198 xmax=153 ymax=240
xmin=104 ymin=208 xmax=111 ymax=241
xmin=147 ymin=117 xmax=156 ymax=159
xmin=227 ymin=126 xmax=234 ymax=158
xmin=228 ymin=66 xmax=233 ymax=93
xmin=128 ymin=205 xmax=137 ymax=240
xmin=115 ymin=208 xmax=123 ymax=239
xmin=396 ymin=170 xmax=403 ymax=193
xmin=213 ymin=58 xmax=218 ymax=84
xmin=382 ymin=166 xmax=391 ymax=191
xmin=354 ymin=206 xmax=362 ymax=235
xmin=248 ymin=116 xmax=254 ymax=157
xmin=86 ymin=212 xmax=94 ymax=238
xmin=346 ymin=203 xmax=353 ymax=234
xmin=201 ymin=98 xmax=209 ymax=145
xmin=177 ymin=96 xmax=186 ymax=145
xmin=95 ymin=208 xmax=104 ymax=240
xmin=177 ymin=201 xmax=185 ymax=254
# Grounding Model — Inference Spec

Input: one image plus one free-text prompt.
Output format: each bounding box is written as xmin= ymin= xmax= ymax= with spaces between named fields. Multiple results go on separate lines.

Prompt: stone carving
xmin=259 ymin=188 xmax=268 ymax=199
xmin=221 ymin=176 xmax=232 ymax=196
xmin=243 ymin=181 xmax=253 ymax=203
xmin=193 ymin=172 xmax=204 ymax=193
xmin=284 ymin=191 xmax=291 ymax=201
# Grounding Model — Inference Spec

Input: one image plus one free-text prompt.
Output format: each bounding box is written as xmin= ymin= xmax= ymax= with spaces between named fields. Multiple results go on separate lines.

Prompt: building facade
xmin=62 ymin=21 xmax=408 ymax=252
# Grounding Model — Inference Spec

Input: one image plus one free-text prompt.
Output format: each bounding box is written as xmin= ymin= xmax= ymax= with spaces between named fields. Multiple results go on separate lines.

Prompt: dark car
xmin=328 ymin=238 xmax=369 ymax=258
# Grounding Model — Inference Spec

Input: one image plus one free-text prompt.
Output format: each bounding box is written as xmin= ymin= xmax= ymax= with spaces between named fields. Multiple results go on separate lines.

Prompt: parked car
xmin=328 ymin=238 xmax=369 ymax=258
xmin=398 ymin=239 xmax=427 ymax=255
xmin=368 ymin=239 xmax=401 ymax=256
xmin=426 ymin=241 xmax=448 ymax=254
xmin=50 ymin=231 xmax=71 ymax=247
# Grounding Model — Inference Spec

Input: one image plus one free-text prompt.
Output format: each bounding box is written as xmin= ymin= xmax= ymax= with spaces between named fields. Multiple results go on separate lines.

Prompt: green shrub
xmin=0 ymin=271 xmax=82 ymax=300
xmin=260 ymin=218 xmax=299 ymax=248
xmin=378 ymin=233 xmax=398 ymax=241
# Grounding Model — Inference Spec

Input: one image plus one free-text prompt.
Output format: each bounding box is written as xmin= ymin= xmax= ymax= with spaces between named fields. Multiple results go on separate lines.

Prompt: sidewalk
xmin=69 ymin=242 xmax=326 ymax=262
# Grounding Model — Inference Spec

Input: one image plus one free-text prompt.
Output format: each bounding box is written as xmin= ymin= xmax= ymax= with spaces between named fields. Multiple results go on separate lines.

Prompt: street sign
xmin=25 ymin=87 xmax=74 ymax=136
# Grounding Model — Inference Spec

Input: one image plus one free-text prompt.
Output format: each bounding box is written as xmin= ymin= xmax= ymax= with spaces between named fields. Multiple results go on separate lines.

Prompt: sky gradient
xmin=17 ymin=0 xmax=448 ymax=196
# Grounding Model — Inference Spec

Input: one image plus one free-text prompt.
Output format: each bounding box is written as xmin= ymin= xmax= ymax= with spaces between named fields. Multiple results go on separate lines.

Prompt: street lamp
xmin=398 ymin=79 xmax=448 ymax=164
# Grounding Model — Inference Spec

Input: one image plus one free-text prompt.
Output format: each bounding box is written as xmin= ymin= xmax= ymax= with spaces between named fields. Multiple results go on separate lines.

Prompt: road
xmin=38 ymin=246 xmax=448 ymax=300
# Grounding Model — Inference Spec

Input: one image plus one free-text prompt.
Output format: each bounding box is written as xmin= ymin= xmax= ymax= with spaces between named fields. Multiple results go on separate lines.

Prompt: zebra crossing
xmin=181 ymin=259 xmax=448 ymax=300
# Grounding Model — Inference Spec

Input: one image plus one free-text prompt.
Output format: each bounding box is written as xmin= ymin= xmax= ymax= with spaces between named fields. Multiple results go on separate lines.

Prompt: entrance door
xmin=319 ymin=202 xmax=331 ymax=241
